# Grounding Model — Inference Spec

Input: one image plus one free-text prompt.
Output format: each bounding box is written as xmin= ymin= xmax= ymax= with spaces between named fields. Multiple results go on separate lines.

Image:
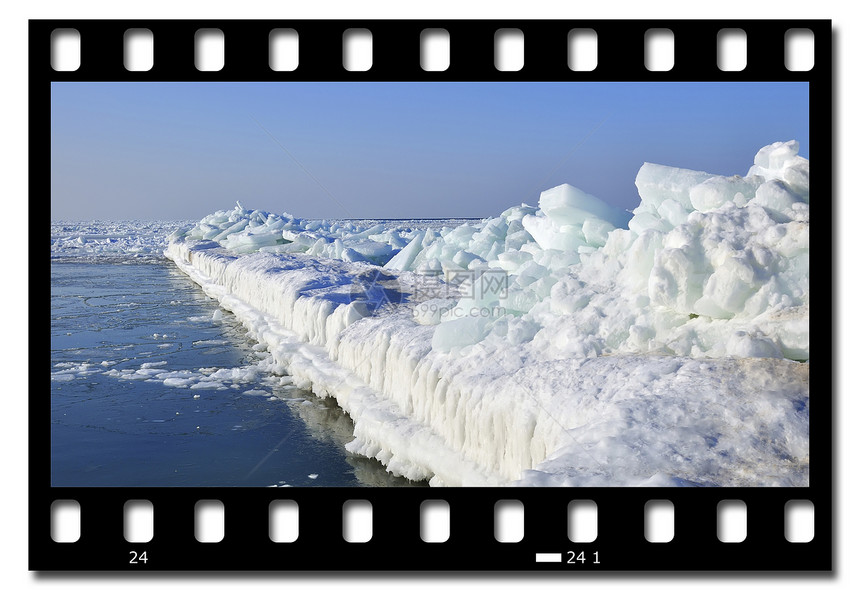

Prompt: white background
xmin=3 ymin=0 xmax=854 ymax=587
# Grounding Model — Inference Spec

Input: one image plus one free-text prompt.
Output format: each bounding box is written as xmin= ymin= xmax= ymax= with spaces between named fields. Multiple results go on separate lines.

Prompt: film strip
xmin=33 ymin=19 xmax=831 ymax=571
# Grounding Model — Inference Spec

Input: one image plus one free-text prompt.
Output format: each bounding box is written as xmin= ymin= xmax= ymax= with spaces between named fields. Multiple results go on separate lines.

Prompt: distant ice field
xmin=50 ymin=218 xmax=477 ymax=263
xmin=51 ymin=220 xmax=192 ymax=264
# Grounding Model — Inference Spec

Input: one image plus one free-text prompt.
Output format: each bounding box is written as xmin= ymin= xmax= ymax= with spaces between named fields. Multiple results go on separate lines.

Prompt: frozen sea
xmin=50 ymin=222 xmax=426 ymax=487
xmin=50 ymin=144 xmax=811 ymax=489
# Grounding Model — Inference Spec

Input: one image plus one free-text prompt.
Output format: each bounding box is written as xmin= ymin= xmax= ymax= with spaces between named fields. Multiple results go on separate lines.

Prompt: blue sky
xmin=50 ymin=81 xmax=809 ymax=220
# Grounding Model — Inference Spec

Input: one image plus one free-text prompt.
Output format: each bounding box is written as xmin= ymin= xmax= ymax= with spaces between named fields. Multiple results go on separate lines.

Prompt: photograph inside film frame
xmin=35 ymin=19 xmax=830 ymax=571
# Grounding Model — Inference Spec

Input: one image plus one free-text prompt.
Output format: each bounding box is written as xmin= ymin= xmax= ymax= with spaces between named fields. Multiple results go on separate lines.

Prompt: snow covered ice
xmin=165 ymin=141 xmax=810 ymax=486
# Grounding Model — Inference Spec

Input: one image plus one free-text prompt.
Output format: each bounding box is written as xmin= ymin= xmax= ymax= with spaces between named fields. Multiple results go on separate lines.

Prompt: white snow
xmin=161 ymin=141 xmax=810 ymax=487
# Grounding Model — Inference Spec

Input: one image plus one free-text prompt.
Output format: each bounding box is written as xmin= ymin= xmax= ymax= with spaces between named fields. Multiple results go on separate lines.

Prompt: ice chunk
xmin=754 ymin=139 xmax=800 ymax=169
xmin=689 ymin=175 xmax=757 ymax=212
xmin=140 ymin=361 xmax=168 ymax=369
xmin=522 ymin=214 xmax=586 ymax=252
xmin=538 ymin=184 xmax=630 ymax=228
xmin=431 ymin=316 xmax=493 ymax=352
xmin=384 ymin=231 xmax=426 ymax=271
xmin=725 ymin=330 xmax=782 ymax=358
xmin=242 ymin=389 xmax=270 ymax=396
xmin=783 ymin=160 xmax=810 ymax=201
xmin=746 ymin=141 xmax=810 ymax=201
xmin=581 ymin=217 xmax=616 ymax=247
xmin=163 ymin=377 xmax=195 ymax=387
xmin=694 ymin=256 xmax=758 ymax=317
xmin=635 ymin=162 xmax=713 ymax=212
xmin=750 ymin=180 xmax=803 ymax=222
xmin=656 ymin=198 xmax=690 ymax=227
xmin=628 ymin=209 xmax=669 ymax=235
xmin=519 ymin=184 xmax=629 ymax=252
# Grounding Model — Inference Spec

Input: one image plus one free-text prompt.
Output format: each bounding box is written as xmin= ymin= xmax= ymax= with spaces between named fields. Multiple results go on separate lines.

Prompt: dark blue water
xmin=50 ymin=261 xmax=425 ymax=487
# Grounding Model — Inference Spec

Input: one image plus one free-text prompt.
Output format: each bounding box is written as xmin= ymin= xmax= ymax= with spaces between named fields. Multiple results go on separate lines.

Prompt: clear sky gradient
xmin=50 ymin=81 xmax=809 ymax=221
